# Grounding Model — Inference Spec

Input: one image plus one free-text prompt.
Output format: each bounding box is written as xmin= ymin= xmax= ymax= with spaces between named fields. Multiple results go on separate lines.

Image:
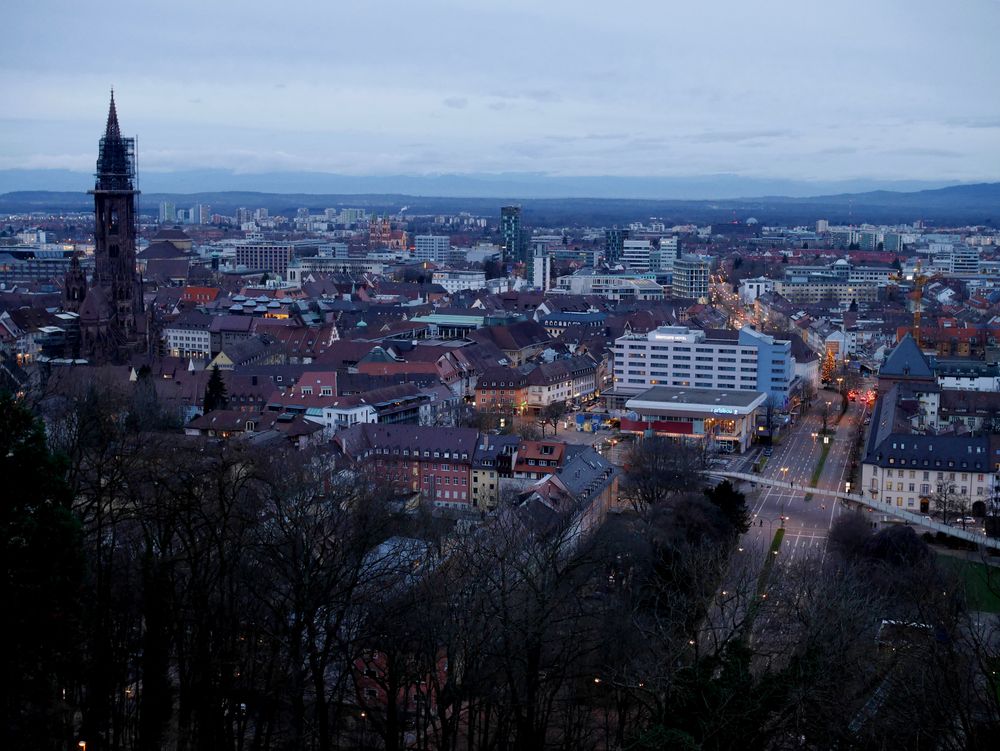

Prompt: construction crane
xmin=912 ymin=260 xmax=929 ymax=348
xmin=888 ymin=259 xmax=933 ymax=348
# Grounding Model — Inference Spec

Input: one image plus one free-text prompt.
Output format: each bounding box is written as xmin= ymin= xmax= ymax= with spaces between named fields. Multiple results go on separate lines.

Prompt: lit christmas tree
xmin=821 ymin=349 xmax=837 ymax=383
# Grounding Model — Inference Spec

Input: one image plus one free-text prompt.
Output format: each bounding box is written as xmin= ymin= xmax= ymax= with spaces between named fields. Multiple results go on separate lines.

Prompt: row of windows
xmin=371 ymin=447 xmax=469 ymax=460
xmin=884 ymin=469 xmax=983 ymax=482
xmin=422 ymin=475 xmax=468 ymax=485
xmin=876 ymin=480 xmax=985 ymax=497
xmin=431 ymin=489 xmax=468 ymax=500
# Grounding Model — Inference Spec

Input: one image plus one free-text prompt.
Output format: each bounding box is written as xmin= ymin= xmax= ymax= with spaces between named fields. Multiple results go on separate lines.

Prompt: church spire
xmin=95 ymin=89 xmax=133 ymax=191
xmin=104 ymin=88 xmax=121 ymax=141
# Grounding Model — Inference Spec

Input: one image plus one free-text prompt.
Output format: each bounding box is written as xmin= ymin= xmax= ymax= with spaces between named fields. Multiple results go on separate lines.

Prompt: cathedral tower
xmin=90 ymin=90 xmax=141 ymax=339
xmin=71 ymin=91 xmax=146 ymax=362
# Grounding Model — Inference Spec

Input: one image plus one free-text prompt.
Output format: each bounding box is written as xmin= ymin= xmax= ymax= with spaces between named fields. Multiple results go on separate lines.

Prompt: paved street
xmin=741 ymin=388 xmax=870 ymax=560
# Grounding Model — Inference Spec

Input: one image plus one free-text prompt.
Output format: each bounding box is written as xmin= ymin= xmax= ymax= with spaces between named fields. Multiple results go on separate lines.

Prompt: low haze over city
xmin=3 ymin=2 xmax=1000 ymax=750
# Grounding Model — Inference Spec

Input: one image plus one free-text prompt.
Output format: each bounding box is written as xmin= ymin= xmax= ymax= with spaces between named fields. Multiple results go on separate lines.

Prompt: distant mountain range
xmin=0 ymin=170 xmax=996 ymax=226
xmin=0 ymin=168 xmax=976 ymax=199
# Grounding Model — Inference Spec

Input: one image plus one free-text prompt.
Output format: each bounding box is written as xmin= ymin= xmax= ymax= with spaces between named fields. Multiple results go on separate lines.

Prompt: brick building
xmin=334 ymin=424 xmax=480 ymax=509
xmin=475 ymin=367 xmax=528 ymax=414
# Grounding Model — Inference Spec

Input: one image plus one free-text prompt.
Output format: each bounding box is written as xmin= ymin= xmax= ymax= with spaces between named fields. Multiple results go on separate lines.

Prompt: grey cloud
xmin=685 ymin=129 xmax=796 ymax=144
xmin=879 ymin=147 xmax=963 ymax=158
xmin=947 ymin=117 xmax=1000 ymax=129
xmin=489 ymin=89 xmax=561 ymax=104
xmin=2 ymin=1 xmax=999 ymax=181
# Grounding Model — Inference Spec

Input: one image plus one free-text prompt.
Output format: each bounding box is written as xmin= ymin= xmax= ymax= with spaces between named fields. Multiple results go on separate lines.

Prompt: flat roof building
xmin=622 ymin=386 xmax=768 ymax=453
xmin=612 ymin=324 xmax=795 ymax=408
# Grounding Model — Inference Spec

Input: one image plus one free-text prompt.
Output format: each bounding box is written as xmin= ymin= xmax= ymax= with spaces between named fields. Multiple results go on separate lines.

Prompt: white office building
xmin=612 ymin=325 xmax=794 ymax=407
xmin=414 ymin=235 xmax=451 ymax=262
xmin=622 ymin=239 xmax=654 ymax=271
xmin=655 ymin=236 xmax=679 ymax=272
xmin=738 ymin=276 xmax=774 ymax=304
xmin=950 ymin=244 xmax=981 ymax=275
xmin=555 ymin=270 xmax=664 ymax=301
xmin=531 ymin=248 xmax=552 ymax=291
xmin=432 ymin=269 xmax=487 ymax=294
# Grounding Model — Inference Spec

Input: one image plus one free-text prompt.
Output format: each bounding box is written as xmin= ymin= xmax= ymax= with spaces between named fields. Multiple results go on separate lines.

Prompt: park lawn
xmin=939 ymin=556 xmax=1000 ymax=614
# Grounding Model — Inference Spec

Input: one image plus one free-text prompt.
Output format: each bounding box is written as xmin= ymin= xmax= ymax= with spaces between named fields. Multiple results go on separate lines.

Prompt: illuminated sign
xmin=712 ymin=407 xmax=738 ymax=415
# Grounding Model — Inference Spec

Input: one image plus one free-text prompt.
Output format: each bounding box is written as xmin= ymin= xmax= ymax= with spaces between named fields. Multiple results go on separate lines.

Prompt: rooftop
xmin=627 ymin=385 xmax=767 ymax=408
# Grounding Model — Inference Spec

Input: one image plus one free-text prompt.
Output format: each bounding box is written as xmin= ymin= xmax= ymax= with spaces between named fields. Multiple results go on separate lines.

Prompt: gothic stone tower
xmin=75 ymin=91 xmax=145 ymax=361
xmin=91 ymin=90 xmax=141 ymax=336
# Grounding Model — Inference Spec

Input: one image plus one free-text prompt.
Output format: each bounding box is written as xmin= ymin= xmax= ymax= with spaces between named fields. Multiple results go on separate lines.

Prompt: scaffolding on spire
xmin=95 ymin=89 xmax=134 ymax=192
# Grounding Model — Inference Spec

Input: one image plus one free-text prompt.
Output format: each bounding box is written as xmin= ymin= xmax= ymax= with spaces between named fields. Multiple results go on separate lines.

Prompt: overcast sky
xmin=1 ymin=0 xmax=998 ymax=183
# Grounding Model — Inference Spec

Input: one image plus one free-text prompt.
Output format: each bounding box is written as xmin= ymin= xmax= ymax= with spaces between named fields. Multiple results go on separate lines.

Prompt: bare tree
xmin=621 ymin=436 xmax=706 ymax=512
xmin=933 ymin=481 xmax=969 ymax=525
xmin=538 ymin=400 xmax=568 ymax=438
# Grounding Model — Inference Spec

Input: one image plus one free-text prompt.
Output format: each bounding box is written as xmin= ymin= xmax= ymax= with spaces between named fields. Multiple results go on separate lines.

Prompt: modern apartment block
xmin=611 ymin=325 xmax=794 ymax=407
xmin=774 ymin=276 xmax=878 ymax=305
xmin=604 ymin=228 xmax=630 ymax=265
xmin=500 ymin=206 xmax=524 ymax=263
xmin=672 ymin=254 xmax=711 ymax=300
xmin=158 ymin=201 xmax=176 ymax=223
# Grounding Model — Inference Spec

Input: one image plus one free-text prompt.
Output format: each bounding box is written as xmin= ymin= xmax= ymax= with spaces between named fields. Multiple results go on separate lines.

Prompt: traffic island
xmin=804 ymin=439 xmax=832 ymax=502
xmin=745 ymin=528 xmax=785 ymax=633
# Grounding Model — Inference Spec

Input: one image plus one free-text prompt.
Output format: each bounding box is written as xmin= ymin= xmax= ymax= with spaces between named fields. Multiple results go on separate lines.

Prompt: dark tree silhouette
xmin=704 ymin=480 xmax=751 ymax=535
xmin=0 ymin=392 xmax=82 ymax=748
xmin=203 ymin=365 xmax=228 ymax=413
xmin=622 ymin=436 xmax=705 ymax=511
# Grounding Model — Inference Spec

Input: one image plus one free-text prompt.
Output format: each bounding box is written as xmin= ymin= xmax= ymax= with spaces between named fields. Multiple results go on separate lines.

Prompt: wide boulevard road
xmin=738 ymin=387 xmax=869 ymax=561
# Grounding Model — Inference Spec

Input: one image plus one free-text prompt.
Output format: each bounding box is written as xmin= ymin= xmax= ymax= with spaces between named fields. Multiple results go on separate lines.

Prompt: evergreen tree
xmin=0 ymin=392 xmax=82 ymax=747
xmin=704 ymin=479 xmax=751 ymax=535
xmin=821 ymin=349 xmax=837 ymax=383
xmin=203 ymin=365 xmax=228 ymax=413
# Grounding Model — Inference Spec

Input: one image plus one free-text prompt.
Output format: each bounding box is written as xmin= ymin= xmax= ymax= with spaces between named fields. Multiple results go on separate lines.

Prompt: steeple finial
xmin=105 ymin=88 xmax=121 ymax=141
